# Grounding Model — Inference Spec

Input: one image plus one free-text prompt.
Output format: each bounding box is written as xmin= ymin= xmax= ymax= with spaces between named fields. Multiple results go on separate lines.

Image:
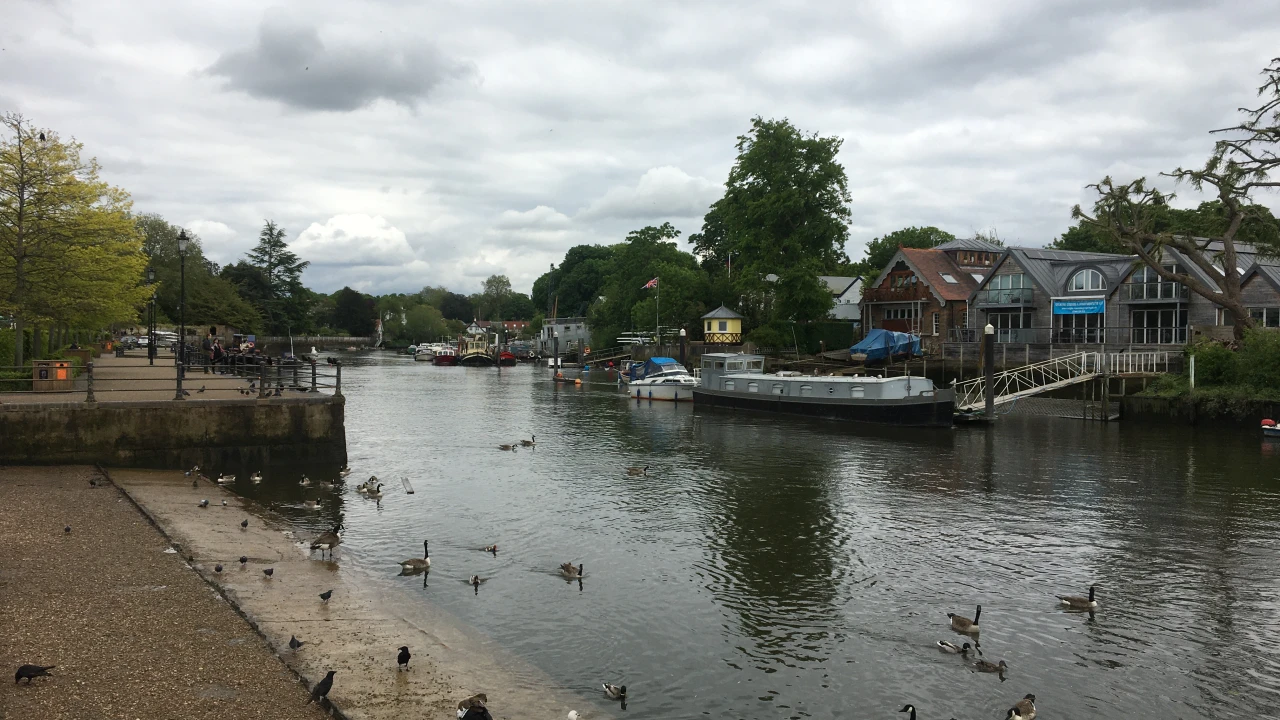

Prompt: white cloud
xmin=292 ymin=214 xmax=416 ymax=266
xmin=579 ymin=166 xmax=722 ymax=221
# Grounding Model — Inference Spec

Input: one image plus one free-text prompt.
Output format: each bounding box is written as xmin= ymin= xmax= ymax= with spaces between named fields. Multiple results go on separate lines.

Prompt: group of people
xmin=198 ymin=326 xmax=257 ymax=374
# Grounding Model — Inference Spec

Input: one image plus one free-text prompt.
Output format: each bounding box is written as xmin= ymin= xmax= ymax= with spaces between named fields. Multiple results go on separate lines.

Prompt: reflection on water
xmin=217 ymin=353 xmax=1280 ymax=719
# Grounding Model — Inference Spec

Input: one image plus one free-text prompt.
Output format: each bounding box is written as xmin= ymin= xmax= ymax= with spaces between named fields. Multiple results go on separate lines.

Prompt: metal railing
xmin=954 ymin=351 xmax=1101 ymax=411
xmin=973 ymin=287 xmax=1035 ymax=305
xmin=1108 ymin=351 xmax=1171 ymax=375
xmin=948 ymin=326 xmax=1191 ymax=346
xmin=1119 ymin=282 xmax=1189 ymax=301
xmin=861 ymin=286 xmax=932 ymax=303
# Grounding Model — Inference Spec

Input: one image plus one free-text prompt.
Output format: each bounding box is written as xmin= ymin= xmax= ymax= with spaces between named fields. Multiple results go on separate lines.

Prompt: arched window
xmin=1069 ymin=269 xmax=1105 ymax=291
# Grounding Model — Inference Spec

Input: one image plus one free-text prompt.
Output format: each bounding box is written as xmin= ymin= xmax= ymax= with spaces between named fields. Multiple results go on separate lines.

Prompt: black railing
xmin=973 ymin=288 xmax=1034 ymax=304
xmin=948 ymin=326 xmax=1190 ymax=345
xmin=1119 ymin=282 xmax=1189 ymax=301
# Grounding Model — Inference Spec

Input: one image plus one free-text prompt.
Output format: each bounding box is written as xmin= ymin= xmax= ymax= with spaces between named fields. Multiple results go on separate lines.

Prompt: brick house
xmin=859 ymin=244 xmax=990 ymax=351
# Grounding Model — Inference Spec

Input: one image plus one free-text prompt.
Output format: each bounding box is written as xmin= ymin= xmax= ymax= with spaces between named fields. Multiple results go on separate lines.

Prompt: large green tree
xmin=138 ymin=214 xmax=261 ymax=332
xmin=589 ymin=223 xmax=711 ymax=346
xmin=476 ymin=274 xmax=513 ymax=320
xmin=242 ymin=220 xmax=310 ymax=333
xmin=848 ymin=226 xmax=957 ymax=277
xmin=330 ymin=287 xmax=376 ymax=336
xmin=531 ymin=244 xmax=615 ymax=318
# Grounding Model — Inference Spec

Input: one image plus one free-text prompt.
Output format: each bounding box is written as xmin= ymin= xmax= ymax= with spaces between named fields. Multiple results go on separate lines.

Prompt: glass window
xmin=718 ymin=321 xmax=727 ymax=331
xmin=714 ymin=361 xmax=724 ymax=369
xmin=705 ymin=321 xmax=711 ymax=331
xmin=971 ymin=273 xmax=985 ymax=282
xmin=932 ymin=312 xmax=939 ymax=336
xmin=1056 ymin=312 xmax=1104 ymax=343
xmin=727 ymin=361 xmax=743 ymax=371
xmin=989 ymin=273 xmax=1026 ymax=290
xmin=1069 ymin=269 xmax=1105 ymax=291
xmin=940 ymin=273 xmax=958 ymax=284
xmin=747 ymin=360 xmax=764 ymax=371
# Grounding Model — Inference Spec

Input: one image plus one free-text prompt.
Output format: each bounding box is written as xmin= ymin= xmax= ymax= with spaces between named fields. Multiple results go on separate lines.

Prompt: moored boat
xmin=1263 ymin=418 xmax=1280 ymax=437
xmin=458 ymin=337 xmax=495 ymax=366
xmin=621 ymin=356 xmax=696 ymax=402
xmin=413 ymin=345 xmax=436 ymax=362
xmin=432 ymin=346 xmax=458 ymax=366
xmin=498 ymin=351 xmax=517 ymax=366
xmin=693 ymin=352 xmax=954 ymax=427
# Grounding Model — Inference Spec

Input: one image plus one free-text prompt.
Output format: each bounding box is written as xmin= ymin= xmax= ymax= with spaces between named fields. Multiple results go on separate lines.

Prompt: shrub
xmin=1235 ymin=328 xmax=1280 ymax=390
xmin=1188 ymin=339 xmax=1236 ymax=387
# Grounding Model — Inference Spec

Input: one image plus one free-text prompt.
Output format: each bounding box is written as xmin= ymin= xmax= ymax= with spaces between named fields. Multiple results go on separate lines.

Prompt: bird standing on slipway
xmin=397 ymin=646 xmax=411 ymax=671
xmin=15 ymin=665 xmax=55 ymax=683
xmin=319 ymin=589 xmax=333 ymax=603
xmin=289 ymin=635 xmax=306 ymax=651
xmin=308 ymin=670 xmax=336 ymax=704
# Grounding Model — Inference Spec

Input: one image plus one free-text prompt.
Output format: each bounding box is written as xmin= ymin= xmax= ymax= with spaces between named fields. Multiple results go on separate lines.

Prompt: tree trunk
xmin=30 ymin=326 xmax=41 ymax=361
xmin=13 ymin=317 xmax=23 ymax=367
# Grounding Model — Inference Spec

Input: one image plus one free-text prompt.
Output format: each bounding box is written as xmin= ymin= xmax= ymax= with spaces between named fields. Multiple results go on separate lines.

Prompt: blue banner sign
xmin=1052 ymin=298 xmax=1104 ymax=315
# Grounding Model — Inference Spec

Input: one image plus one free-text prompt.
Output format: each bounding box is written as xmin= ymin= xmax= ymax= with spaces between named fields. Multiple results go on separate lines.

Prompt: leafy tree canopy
xmin=848 ymin=226 xmax=957 ymax=278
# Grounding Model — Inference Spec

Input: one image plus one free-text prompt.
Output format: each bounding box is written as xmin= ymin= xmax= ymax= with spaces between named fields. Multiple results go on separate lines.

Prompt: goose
xmin=319 ymin=479 xmax=336 ymax=490
xmin=602 ymin=683 xmax=626 ymax=700
xmin=399 ymin=541 xmax=431 ymax=571
xmin=216 ymin=473 xmax=235 ymax=485
xmin=358 ymin=476 xmax=378 ymax=494
xmin=457 ymin=693 xmax=488 ymax=711
xmin=974 ymin=658 xmax=1007 ymax=674
xmin=560 ymin=562 xmax=583 ymax=578
xmin=1006 ymin=694 xmax=1036 ymax=719
xmin=303 ymin=498 xmax=321 ymax=509
xmin=626 ymin=465 xmax=649 ymax=476
xmin=1057 ymin=584 xmax=1098 ymax=610
xmin=948 ymin=604 xmax=981 ymax=633
xmin=520 ymin=435 xmax=536 ymax=447
xmin=497 ymin=443 xmax=516 ymax=451
xmin=898 ymin=706 xmax=917 ymax=720
xmin=936 ymin=640 xmax=971 ymax=655
xmin=470 ymin=575 xmax=482 ymax=587
xmin=299 ymin=475 xmax=312 ymax=487
xmin=311 ymin=524 xmax=342 ymax=559
xmin=338 ymin=465 xmax=351 ymax=477
xmin=249 ymin=471 xmax=262 ymax=484
xmin=368 ymin=483 xmax=384 ymax=499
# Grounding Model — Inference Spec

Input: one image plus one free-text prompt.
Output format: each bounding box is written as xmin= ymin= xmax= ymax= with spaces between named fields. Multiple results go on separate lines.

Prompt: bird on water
xmin=602 ymin=683 xmax=626 ymax=700
xmin=520 ymin=435 xmax=536 ymax=447
xmin=948 ymin=604 xmax=981 ymax=633
xmin=936 ymin=640 xmax=971 ymax=655
xmin=626 ymin=465 xmax=649 ymax=476
xmin=399 ymin=541 xmax=430 ymax=571
xmin=15 ymin=665 xmax=55 ymax=683
xmin=898 ymin=705 xmax=917 ymax=720
xmin=1057 ymin=585 xmax=1098 ymax=610
xmin=560 ymin=562 xmax=583 ymax=579
xmin=1006 ymin=694 xmax=1037 ymax=719
xmin=308 ymin=670 xmax=336 ymax=704
xmin=397 ymin=646 xmax=411 ymax=671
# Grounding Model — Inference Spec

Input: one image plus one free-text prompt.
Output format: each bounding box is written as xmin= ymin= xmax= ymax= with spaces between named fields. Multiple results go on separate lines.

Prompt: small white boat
xmin=414 ymin=345 xmax=436 ymax=362
xmin=621 ymin=356 xmax=696 ymax=402
xmin=1263 ymin=419 xmax=1280 ymax=438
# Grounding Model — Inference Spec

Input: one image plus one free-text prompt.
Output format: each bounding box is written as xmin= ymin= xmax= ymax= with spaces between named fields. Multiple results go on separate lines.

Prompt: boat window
xmin=851 ymin=385 xmax=865 ymax=398
xmin=799 ymin=385 xmax=813 ymax=397
xmin=771 ymin=383 xmax=785 ymax=395
xmin=727 ymin=361 xmax=743 ymax=371
xmin=702 ymin=358 xmax=714 ymax=369
xmin=747 ymin=360 xmax=764 ymax=371
xmin=714 ymin=361 xmax=725 ymax=370
xmin=724 ymin=380 xmax=735 ymax=391
xmin=827 ymin=386 xmax=835 ymax=394
xmin=747 ymin=381 xmax=759 ymax=393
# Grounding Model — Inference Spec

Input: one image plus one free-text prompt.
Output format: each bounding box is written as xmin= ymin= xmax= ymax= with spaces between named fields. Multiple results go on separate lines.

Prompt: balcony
xmin=973 ymin=287 xmax=1034 ymax=305
xmin=861 ymin=286 xmax=931 ymax=303
xmin=1119 ymin=282 xmax=1189 ymax=301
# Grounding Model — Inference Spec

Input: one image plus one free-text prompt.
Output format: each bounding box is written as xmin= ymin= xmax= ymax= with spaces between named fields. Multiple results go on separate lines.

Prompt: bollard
xmin=334 ymin=361 xmax=343 ymax=397
xmin=983 ymin=324 xmax=995 ymax=420
xmin=259 ymin=363 xmax=268 ymax=399
xmin=311 ymin=361 xmax=317 ymax=393
xmin=85 ymin=361 xmax=96 ymax=403
xmin=174 ymin=361 xmax=185 ymax=400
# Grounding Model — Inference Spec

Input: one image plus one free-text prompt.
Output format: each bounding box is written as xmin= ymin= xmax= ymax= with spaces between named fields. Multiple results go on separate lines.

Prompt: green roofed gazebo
xmin=702 ymin=305 xmax=743 ymax=344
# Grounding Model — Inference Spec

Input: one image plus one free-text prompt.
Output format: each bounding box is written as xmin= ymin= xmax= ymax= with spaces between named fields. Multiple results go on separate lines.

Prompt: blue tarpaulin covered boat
xmin=851 ymin=329 xmax=921 ymax=362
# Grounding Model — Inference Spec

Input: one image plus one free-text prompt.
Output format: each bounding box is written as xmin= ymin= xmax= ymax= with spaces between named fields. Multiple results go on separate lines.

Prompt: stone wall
xmin=1120 ymin=394 xmax=1280 ymax=427
xmin=0 ymin=397 xmax=346 ymax=468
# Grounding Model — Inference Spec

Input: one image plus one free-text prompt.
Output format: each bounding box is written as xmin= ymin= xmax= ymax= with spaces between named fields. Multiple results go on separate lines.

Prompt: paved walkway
xmin=0 ymin=465 xmax=328 ymax=720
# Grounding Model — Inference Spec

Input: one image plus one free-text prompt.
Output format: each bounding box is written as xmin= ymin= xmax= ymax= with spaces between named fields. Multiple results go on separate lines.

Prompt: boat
xmin=458 ymin=337 xmax=495 ymax=367
xmin=1263 ymin=419 xmax=1280 ymax=437
xmin=621 ymin=356 xmax=697 ymax=402
xmin=693 ymin=352 xmax=954 ymax=427
xmin=432 ymin=346 xmax=458 ymax=366
xmin=498 ymin=351 xmax=517 ymax=367
xmin=413 ymin=345 xmax=436 ymax=362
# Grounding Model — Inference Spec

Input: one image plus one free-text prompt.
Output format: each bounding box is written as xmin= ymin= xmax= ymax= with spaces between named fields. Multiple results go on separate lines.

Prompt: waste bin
xmin=33 ymin=360 xmax=73 ymax=392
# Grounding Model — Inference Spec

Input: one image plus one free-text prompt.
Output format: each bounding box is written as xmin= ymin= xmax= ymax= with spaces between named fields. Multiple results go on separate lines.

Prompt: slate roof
xmin=897 ymin=247 xmax=978 ymax=302
xmin=702 ymin=304 xmax=744 ymax=319
xmin=982 ymin=247 xmax=1137 ymax=298
xmin=936 ymin=237 xmax=1005 ymax=253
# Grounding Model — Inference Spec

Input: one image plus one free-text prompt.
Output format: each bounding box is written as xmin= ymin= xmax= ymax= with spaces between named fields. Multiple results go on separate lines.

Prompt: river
xmin=226 ymin=352 xmax=1280 ymax=719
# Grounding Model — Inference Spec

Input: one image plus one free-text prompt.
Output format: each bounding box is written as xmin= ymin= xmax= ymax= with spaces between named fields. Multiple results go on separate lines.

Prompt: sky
xmin=3 ymin=1 xmax=1278 ymax=296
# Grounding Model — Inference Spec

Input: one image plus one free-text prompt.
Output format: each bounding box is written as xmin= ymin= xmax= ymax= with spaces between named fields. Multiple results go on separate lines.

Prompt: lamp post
xmin=146 ymin=267 xmax=156 ymax=365
xmin=175 ymin=230 xmax=189 ymax=400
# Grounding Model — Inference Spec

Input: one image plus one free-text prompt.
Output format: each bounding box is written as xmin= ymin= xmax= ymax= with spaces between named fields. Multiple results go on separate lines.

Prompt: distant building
xmin=702 ymin=305 xmax=744 ymax=343
xmin=819 ymin=276 xmax=863 ymax=320
xmin=537 ymin=316 xmax=589 ymax=355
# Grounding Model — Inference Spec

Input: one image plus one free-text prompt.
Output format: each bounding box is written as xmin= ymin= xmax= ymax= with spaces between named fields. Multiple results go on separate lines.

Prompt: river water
xmin=228 ymin=353 xmax=1280 ymax=719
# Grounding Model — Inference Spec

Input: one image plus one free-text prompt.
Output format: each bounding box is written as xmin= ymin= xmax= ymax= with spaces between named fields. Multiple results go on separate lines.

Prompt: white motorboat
xmin=414 ymin=344 xmax=436 ymax=362
xmin=621 ymin=356 xmax=696 ymax=402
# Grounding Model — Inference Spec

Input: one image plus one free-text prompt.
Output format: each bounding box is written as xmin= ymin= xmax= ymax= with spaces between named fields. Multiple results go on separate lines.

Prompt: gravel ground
xmin=0 ymin=465 xmax=329 ymax=720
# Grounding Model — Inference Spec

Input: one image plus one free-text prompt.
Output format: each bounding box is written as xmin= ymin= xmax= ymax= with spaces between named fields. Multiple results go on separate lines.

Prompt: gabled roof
xmin=818 ymin=276 xmax=859 ymax=295
xmin=977 ymin=247 xmax=1137 ymax=298
xmin=702 ymin=304 xmax=743 ymax=320
xmin=936 ymin=237 xmax=1005 ymax=253
xmin=899 ymin=248 xmax=978 ymax=301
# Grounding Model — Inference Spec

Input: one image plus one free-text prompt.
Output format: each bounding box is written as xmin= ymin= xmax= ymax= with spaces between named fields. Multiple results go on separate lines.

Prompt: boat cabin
xmin=700 ymin=353 xmax=766 ymax=375
xmin=699 ymin=352 xmax=938 ymax=400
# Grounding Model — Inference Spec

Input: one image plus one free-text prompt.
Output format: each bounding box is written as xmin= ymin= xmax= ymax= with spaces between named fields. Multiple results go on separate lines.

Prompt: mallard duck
xmin=948 ymin=604 xmax=981 ymax=633
xmin=898 ymin=706 xmax=917 ymax=720
xmin=399 ymin=541 xmax=431 ymax=570
xmin=483 ymin=544 xmax=498 ymax=554
xmin=520 ymin=435 xmax=536 ymax=447
xmin=299 ymin=475 xmax=312 ymax=487
xmin=936 ymin=640 xmax=971 ymax=655
xmin=602 ymin=683 xmax=626 ymax=700
xmin=310 ymin=524 xmax=342 ymax=559
xmin=560 ymin=562 xmax=583 ymax=578
xmin=216 ymin=473 xmax=235 ymax=485
xmin=338 ymin=466 xmax=351 ymax=477
xmin=369 ymin=483 xmax=384 ymax=499
xmin=1057 ymin=585 xmax=1098 ymax=609
xmin=1006 ymin=694 xmax=1036 ymax=719
xmin=626 ymin=465 xmax=649 ymax=476
xmin=303 ymin=498 xmax=321 ymax=509
xmin=975 ymin=658 xmax=1007 ymax=673
xmin=249 ymin=471 xmax=262 ymax=484
xmin=497 ymin=443 xmax=516 ymax=451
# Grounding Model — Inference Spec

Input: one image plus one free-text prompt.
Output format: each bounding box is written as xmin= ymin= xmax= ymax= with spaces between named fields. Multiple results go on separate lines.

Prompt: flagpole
xmin=656 ymin=276 xmax=660 ymax=345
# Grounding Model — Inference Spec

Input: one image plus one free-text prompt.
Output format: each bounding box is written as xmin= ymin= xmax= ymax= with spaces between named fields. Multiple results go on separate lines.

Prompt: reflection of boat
xmin=459 ymin=337 xmax=495 ymax=366
xmin=1263 ymin=419 xmax=1280 ymax=437
xmin=432 ymin=346 xmax=458 ymax=366
xmin=621 ymin=356 xmax=696 ymax=402
xmin=498 ymin=351 xmax=517 ymax=367
xmin=694 ymin=352 xmax=954 ymax=427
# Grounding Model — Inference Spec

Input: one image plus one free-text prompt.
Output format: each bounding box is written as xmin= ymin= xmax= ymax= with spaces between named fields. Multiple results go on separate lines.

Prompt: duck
xmin=470 ymin=574 xmax=482 ymax=587
xmin=626 ymin=465 xmax=649 ymax=476
xmin=303 ymin=498 xmax=321 ymax=509
xmin=310 ymin=524 xmax=342 ymax=559
xmin=974 ymin=658 xmax=1007 ymax=674
xmin=497 ymin=443 xmax=516 ymax=451
xmin=520 ymin=435 xmax=536 ymax=447
xmin=184 ymin=465 xmax=200 ymax=477
xmin=338 ymin=465 xmax=351 ymax=478
xmin=249 ymin=471 xmax=263 ymax=484
xmin=1057 ymin=584 xmax=1098 ymax=610
xmin=936 ymin=640 xmax=971 ymax=655
xmin=560 ymin=562 xmax=583 ymax=578
xmin=216 ymin=473 xmax=235 ymax=485
xmin=368 ymin=483 xmax=384 ymax=499
xmin=457 ymin=694 xmax=489 ymax=712
xmin=298 ymin=475 xmax=312 ymax=487
xmin=1006 ymin=694 xmax=1036 ymax=719
xmin=948 ymin=604 xmax=981 ymax=633
xmin=399 ymin=541 xmax=431 ymax=571
xmin=358 ymin=476 xmax=378 ymax=494
xmin=602 ymin=683 xmax=626 ymax=700
xmin=483 ymin=544 xmax=498 ymax=555
xmin=898 ymin=706 xmax=917 ymax=720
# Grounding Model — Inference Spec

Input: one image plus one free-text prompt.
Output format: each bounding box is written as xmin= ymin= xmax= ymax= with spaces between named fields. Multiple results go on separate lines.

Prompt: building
xmin=702 ymin=305 xmax=744 ymax=343
xmin=820 ymin=276 xmax=863 ymax=320
xmin=537 ymin=316 xmax=590 ymax=355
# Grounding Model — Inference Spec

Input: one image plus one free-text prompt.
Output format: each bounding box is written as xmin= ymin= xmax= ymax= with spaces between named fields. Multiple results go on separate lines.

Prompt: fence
xmin=948 ymin=326 xmax=1189 ymax=346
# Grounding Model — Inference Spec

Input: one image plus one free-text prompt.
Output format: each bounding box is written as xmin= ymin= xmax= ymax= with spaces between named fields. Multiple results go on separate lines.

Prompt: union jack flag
xmin=642 ymin=277 xmax=658 ymax=289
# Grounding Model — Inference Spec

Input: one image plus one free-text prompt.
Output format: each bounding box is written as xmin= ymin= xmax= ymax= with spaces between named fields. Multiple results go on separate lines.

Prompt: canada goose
xmin=497 ymin=443 xmax=516 ymax=451
xmin=936 ymin=640 xmax=971 ymax=655
xmin=560 ymin=562 xmax=583 ymax=578
xmin=338 ymin=466 xmax=351 ymax=477
xmin=311 ymin=525 xmax=342 ymax=559
xmin=626 ymin=465 xmax=649 ymax=476
xmin=303 ymin=498 xmax=321 ymax=509
xmin=399 ymin=541 xmax=431 ymax=571
xmin=1057 ymin=585 xmax=1098 ymax=610
xmin=457 ymin=693 xmax=489 ymax=711
xmin=1006 ymin=694 xmax=1036 ymax=719
xmin=250 ymin=471 xmax=262 ymax=484
xmin=898 ymin=706 xmax=917 ymax=720
xmin=520 ymin=435 xmax=536 ymax=447
xmin=358 ymin=476 xmax=378 ymax=493
xmin=470 ymin=574 xmax=482 ymax=587
xmin=369 ymin=483 xmax=384 ymax=499
xmin=483 ymin=544 xmax=497 ymax=554
xmin=216 ymin=473 xmax=235 ymax=484
xmin=602 ymin=683 xmax=626 ymax=700
xmin=975 ymin=658 xmax=1008 ymax=673
xmin=948 ymin=604 xmax=981 ymax=633
xmin=299 ymin=475 xmax=312 ymax=487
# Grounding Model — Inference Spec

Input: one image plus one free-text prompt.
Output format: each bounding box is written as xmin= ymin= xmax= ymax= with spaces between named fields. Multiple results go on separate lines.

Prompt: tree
xmin=1073 ymin=58 xmax=1280 ymax=340
xmin=0 ymin=113 xmax=150 ymax=365
xmin=138 ymin=214 xmax=261 ymax=332
xmin=531 ymin=245 xmax=614 ymax=317
xmin=403 ymin=304 xmax=447 ymax=343
xmin=849 ymin=226 xmax=957 ymax=277
xmin=1049 ymin=223 xmax=1127 ymax=254
xmin=500 ymin=292 xmax=536 ymax=320
xmin=477 ymin=274 xmax=512 ymax=320
xmin=589 ymin=223 xmax=711 ymax=346
xmin=244 ymin=220 xmax=310 ymax=333
xmin=330 ymin=287 xmax=376 ymax=336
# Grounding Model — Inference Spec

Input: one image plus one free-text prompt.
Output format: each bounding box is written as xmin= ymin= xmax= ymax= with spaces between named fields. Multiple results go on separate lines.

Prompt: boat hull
xmin=459 ymin=354 xmax=495 ymax=367
xmin=693 ymin=387 xmax=954 ymax=427
xmin=623 ymin=382 xmax=695 ymax=403
xmin=432 ymin=355 xmax=458 ymax=366
xmin=413 ymin=353 xmax=434 ymax=362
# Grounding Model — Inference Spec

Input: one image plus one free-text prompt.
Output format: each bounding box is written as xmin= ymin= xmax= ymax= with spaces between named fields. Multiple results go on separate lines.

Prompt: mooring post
xmin=311 ymin=360 xmax=318 ymax=393
xmin=258 ymin=363 xmax=268 ymax=399
xmin=983 ymin=323 xmax=995 ymax=420
xmin=85 ymin=361 xmax=96 ymax=403
xmin=174 ymin=360 xmax=185 ymax=400
xmin=334 ymin=361 xmax=343 ymax=397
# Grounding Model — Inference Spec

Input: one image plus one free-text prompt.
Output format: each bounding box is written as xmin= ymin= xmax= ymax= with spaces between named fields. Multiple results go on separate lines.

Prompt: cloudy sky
xmin=4 ymin=1 xmax=1277 ymax=295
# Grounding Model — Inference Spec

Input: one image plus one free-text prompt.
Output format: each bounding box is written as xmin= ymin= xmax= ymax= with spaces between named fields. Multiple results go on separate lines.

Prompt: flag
xmin=642 ymin=277 xmax=658 ymax=289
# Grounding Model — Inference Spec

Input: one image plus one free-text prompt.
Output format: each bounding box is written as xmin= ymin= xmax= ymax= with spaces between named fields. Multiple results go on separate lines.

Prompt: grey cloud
xmin=205 ymin=14 xmax=473 ymax=111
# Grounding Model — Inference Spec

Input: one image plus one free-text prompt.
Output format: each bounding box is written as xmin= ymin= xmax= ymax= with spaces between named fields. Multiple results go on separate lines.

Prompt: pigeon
xmin=240 ymin=519 xmax=248 ymax=529
xmin=214 ymin=564 xmax=223 ymax=573
xmin=63 ymin=525 xmax=71 ymax=534
xmin=181 ymin=389 xmax=190 ymax=396
xmin=397 ymin=646 xmax=411 ymax=671
xmin=289 ymin=635 xmax=305 ymax=651
xmin=319 ymin=589 xmax=332 ymax=603
xmin=308 ymin=670 xmax=336 ymax=704
xmin=89 ymin=478 xmax=97 ymax=487
xmin=15 ymin=664 xmax=54 ymax=683
xmin=221 ymin=500 xmax=227 ymax=507
xmin=263 ymin=568 xmax=274 ymax=578
xmin=197 ymin=386 xmax=206 ymax=393
xmin=199 ymin=499 xmax=209 ymax=508
xmin=239 ymin=555 xmax=248 ymax=566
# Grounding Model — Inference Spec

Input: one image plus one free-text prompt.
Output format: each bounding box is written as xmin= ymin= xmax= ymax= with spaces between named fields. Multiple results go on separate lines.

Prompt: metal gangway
xmin=954 ymin=351 xmax=1101 ymax=412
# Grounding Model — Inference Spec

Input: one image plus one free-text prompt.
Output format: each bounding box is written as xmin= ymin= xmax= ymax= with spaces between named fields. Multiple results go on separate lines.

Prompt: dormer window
xmin=1069 ymin=269 xmax=1105 ymax=291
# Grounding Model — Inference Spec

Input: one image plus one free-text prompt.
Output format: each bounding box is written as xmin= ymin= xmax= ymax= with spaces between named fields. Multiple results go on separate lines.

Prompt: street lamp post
xmin=175 ymin=230 xmax=189 ymax=400
xmin=146 ymin=267 xmax=156 ymax=366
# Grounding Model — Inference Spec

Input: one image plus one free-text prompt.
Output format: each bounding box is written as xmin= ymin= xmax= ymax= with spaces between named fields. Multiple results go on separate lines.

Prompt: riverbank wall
xmin=0 ymin=396 xmax=346 ymax=468
xmin=1120 ymin=395 xmax=1280 ymax=426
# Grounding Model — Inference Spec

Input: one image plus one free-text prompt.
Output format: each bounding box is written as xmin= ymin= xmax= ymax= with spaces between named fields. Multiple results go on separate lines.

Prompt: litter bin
xmin=114 ymin=345 xmax=126 ymax=358
xmin=33 ymin=360 xmax=73 ymax=392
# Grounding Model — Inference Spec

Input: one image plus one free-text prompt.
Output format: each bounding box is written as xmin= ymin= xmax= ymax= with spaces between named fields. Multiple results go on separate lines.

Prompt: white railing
xmin=955 ymin=351 xmax=1101 ymax=411
xmin=1108 ymin=351 xmax=1170 ymax=375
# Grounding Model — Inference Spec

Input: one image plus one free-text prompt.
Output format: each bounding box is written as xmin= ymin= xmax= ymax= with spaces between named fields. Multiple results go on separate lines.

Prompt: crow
xmin=308 ymin=670 xmax=336 ymax=704
xmin=289 ymin=635 xmax=305 ymax=651
xmin=214 ymin=564 xmax=223 ymax=573
xmin=240 ymin=519 xmax=248 ymax=530
xmin=319 ymin=589 xmax=332 ymax=603
xmin=63 ymin=526 xmax=71 ymax=534
xmin=15 ymin=664 xmax=54 ymax=683
xmin=239 ymin=556 xmax=248 ymax=566
xmin=263 ymin=568 xmax=274 ymax=578
xmin=397 ymin=646 xmax=411 ymax=671
xmin=38 ymin=132 xmax=45 ymax=142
